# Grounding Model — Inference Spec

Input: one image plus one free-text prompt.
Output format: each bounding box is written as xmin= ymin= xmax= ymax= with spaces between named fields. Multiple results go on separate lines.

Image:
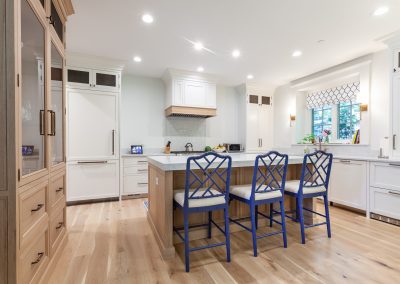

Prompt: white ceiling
xmin=67 ymin=0 xmax=400 ymax=90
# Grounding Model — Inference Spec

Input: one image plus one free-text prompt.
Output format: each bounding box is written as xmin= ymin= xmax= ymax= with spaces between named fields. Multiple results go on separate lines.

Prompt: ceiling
xmin=67 ymin=0 xmax=400 ymax=90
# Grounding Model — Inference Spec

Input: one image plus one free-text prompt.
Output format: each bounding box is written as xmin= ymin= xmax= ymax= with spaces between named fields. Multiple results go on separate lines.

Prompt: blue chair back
xmin=300 ymin=151 xmax=333 ymax=192
xmin=184 ymin=152 xmax=232 ymax=208
xmin=251 ymin=151 xmax=289 ymax=199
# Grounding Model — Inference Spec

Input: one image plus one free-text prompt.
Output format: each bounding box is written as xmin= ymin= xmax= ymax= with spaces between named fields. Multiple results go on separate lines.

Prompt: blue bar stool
xmin=284 ymin=151 xmax=333 ymax=244
xmin=173 ymin=152 xmax=232 ymax=272
xmin=229 ymin=151 xmax=289 ymax=257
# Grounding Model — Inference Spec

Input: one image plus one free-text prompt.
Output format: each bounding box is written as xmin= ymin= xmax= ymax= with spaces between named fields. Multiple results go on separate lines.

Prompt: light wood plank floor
xmin=46 ymin=199 xmax=400 ymax=284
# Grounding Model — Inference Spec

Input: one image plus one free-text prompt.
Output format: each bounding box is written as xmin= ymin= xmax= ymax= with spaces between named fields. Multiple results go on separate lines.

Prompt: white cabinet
xmin=173 ymin=80 xmax=185 ymax=106
xmin=121 ymin=157 xmax=148 ymax=195
xmin=329 ymin=159 xmax=367 ymax=210
xmin=245 ymin=94 xmax=273 ymax=151
xmin=392 ymin=75 xmax=400 ymax=156
xmin=67 ymin=67 xmax=120 ymax=93
xmin=67 ymin=160 xmax=119 ymax=201
xmin=67 ymin=89 xmax=118 ymax=161
xmin=370 ymin=162 xmax=400 ymax=191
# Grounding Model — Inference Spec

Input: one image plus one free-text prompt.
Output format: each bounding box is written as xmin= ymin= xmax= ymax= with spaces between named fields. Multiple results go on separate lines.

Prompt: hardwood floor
xmin=46 ymin=199 xmax=400 ymax=284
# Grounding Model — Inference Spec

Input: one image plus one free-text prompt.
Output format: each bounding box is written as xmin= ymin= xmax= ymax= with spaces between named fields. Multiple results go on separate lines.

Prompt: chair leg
xmin=208 ymin=211 xmax=212 ymax=239
xmin=184 ymin=212 xmax=190 ymax=272
xmin=224 ymin=207 xmax=231 ymax=262
xmin=324 ymin=195 xmax=332 ymax=238
xmin=279 ymin=200 xmax=288 ymax=248
xmin=255 ymin=205 xmax=259 ymax=229
xmin=296 ymin=198 xmax=300 ymax=222
xmin=250 ymin=205 xmax=258 ymax=257
xmin=269 ymin=203 xmax=273 ymax=227
xmin=298 ymin=197 xmax=306 ymax=244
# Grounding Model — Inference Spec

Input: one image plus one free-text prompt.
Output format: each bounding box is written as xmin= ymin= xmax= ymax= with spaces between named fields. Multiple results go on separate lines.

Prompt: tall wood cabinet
xmin=2 ymin=0 xmax=74 ymax=283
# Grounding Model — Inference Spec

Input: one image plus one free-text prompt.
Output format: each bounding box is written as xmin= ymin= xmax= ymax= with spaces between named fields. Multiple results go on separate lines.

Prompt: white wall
xmin=121 ymin=75 xmax=241 ymax=153
xmin=273 ymin=49 xmax=391 ymax=156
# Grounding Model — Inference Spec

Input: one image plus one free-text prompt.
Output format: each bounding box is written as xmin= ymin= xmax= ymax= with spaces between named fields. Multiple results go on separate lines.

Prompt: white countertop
xmin=333 ymin=155 xmax=400 ymax=163
xmin=147 ymin=153 xmax=305 ymax=171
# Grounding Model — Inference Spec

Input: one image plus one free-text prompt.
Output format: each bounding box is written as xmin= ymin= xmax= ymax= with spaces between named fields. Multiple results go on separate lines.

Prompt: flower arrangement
xmin=322 ymin=129 xmax=332 ymax=143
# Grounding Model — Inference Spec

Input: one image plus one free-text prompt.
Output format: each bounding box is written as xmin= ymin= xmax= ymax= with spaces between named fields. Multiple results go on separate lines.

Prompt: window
xmin=338 ymin=101 xmax=360 ymax=140
xmin=312 ymin=106 xmax=332 ymax=137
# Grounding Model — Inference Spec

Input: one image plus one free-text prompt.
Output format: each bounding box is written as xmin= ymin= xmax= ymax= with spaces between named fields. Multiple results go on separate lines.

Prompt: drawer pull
xmin=56 ymin=187 xmax=63 ymax=193
xmin=389 ymin=163 xmax=400 ymax=167
xmin=31 ymin=252 xmax=44 ymax=265
xmin=138 ymin=161 xmax=147 ymax=163
xmin=77 ymin=161 xmax=108 ymax=164
xmin=388 ymin=190 xmax=400 ymax=196
xmin=339 ymin=160 xmax=351 ymax=163
xmin=138 ymin=182 xmax=148 ymax=185
xmin=56 ymin=222 xmax=64 ymax=230
xmin=137 ymin=169 xmax=148 ymax=172
xmin=31 ymin=204 xmax=44 ymax=212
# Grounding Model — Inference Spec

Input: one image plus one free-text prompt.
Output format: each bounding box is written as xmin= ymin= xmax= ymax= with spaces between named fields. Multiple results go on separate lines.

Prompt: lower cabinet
xmin=329 ymin=159 xmax=367 ymax=210
xmin=49 ymin=202 xmax=66 ymax=256
xmin=122 ymin=156 xmax=148 ymax=196
xmin=67 ymin=160 xmax=119 ymax=201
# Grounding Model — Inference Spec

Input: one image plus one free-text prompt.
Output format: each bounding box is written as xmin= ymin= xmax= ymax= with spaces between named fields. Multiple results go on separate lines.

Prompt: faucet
xmin=314 ymin=137 xmax=328 ymax=152
xmin=185 ymin=142 xmax=193 ymax=152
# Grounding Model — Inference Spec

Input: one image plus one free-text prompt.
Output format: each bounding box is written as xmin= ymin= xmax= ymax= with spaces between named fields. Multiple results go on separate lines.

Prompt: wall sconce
xmin=290 ymin=114 xmax=296 ymax=127
xmin=360 ymin=103 xmax=368 ymax=112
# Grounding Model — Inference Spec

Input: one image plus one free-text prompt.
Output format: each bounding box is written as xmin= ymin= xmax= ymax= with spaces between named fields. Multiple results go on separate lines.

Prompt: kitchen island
xmin=147 ymin=153 xmax=316 ymax=259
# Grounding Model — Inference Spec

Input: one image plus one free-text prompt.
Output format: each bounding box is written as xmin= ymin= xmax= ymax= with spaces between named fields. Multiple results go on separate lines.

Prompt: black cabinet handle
xmin=56 ymin=222 xmax=64 ymax=230
xmin=47 ymin=16 xmax=55 ymax=26
xmin=31 ymin=252 xmax=44 ymax=265
xmin=56 ymin=187 xmax=63 ymax=193
xmin=31 ymin=204 xmax=44 ymax=212
xmin=39 ymin=110 xmax=45 ymax=135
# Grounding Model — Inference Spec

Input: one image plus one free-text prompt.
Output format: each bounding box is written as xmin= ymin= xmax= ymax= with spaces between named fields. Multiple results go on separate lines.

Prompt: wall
xmin=121 ymin=75 xmax=241 ymax=153
xmin=273 ymin=49 xmax=391 ymax=156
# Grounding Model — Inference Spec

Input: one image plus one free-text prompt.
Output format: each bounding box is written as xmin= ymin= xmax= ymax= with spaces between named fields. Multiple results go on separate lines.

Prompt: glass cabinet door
xmin=50 ymin=0 xmax=64 ymax=42
xmin=50 ymin=43 xmax=64 ymax=166
xmin=20 ymin=0 xmax=46 ymax=176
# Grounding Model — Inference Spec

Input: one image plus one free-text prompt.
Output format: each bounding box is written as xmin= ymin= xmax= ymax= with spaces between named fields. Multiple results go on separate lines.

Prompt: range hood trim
xmin=165 ymin=106 xmax=217 ymax=118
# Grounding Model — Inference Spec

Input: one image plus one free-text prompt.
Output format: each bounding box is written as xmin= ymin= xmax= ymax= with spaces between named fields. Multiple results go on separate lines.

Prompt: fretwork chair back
xmin=284 ymin=151 xmax=333 ymax=244
xmin=173 ymin=152 xmax=232 ymax=272
xmin=229 ymin=151 xmax=289 ymax=257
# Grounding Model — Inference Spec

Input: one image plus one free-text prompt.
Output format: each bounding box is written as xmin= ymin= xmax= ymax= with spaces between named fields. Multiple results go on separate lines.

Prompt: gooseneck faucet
xmin=185 ymin=142 xmax=193 ymax=152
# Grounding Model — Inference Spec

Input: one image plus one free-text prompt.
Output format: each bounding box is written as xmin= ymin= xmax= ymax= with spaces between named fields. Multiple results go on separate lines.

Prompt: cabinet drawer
xmin=370 ymin=162 xmax=400 ymax=191
xmin=20 ymin=229 xmax=49 ymax=284
xmin=123 ymin=175 xmax=148 ymax=194
xmin=123 ymin=157 xmax=148 ymax=166
xmin=370 ymin=187 xmax=400 ymax=220
xmin=124 ymin=164 xmax=148 ymax=175
xmin=50 ymin=205 xmax=66 ymax=255
xmin=19 ymin=181 xmax=48 ymax=240
xmin=49 ymin=172 xmax=65 ymax=210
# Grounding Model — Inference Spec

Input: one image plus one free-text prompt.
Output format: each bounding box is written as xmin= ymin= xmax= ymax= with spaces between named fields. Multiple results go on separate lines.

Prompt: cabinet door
xmin=184 ymin=80 xmax=206 ymax=107
xmin=19 ymin=0 xmax=47 ymax=179
xmin=246 ymin=95 xmax=260 ymax=151
xmin=67 ymin=89 xmax=118 ymax=160
xmin=394 ymin=48 xmax=400 ymax=73
xmin=173 ymin=80 xmax=185 ymax=105
xmin=93 ymin=70 xmax=120 ymax=92
xmin=67 ymin=160 xmax=119 ymax=201
xmin=329 ymin=160 xmax=367 ymax=210
xmin=49 ymin=43 xmax=65 ymax=169
xmin=50 ymin=0 xmax=64 ymax=43
xmin=205 ymin=83 xmax=217 ymax=108
xmin=370 ymin=162 xmax=400 ymax=191
xmin=67 ymin=67 xmax=91 ymax=89
xmin=258 ymin=96 xmax=273 ymax=150
xmin=392 ymin=75 xmax=400 ymax=156
xmin=370 ymin=187 xmax=400 ymax=220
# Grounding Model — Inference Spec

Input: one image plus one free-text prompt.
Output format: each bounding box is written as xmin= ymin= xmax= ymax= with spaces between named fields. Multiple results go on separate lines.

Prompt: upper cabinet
xmin=389 ymin=40 xmax=400 ymax=157
xmin=50 ymin=0 xmax=64 ymax=43
xmin=163 ymin=69 xmax=217 ymax=117
xmin=394 ymin=48 xmax=400 ymax=74
xmin=67 ymin=67 xmax=120 ymax=92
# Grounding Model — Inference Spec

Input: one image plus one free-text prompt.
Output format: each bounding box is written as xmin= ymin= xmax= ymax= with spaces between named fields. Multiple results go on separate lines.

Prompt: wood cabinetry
xmin=329 ymin=159 xmax=367 ymax=211
xmin=0 ymin=0 xmax=73 ymax=282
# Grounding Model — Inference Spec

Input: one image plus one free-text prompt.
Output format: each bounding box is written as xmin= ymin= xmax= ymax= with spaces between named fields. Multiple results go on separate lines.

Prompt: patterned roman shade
xmin=306 ymin=81 xmax=360 ymax=109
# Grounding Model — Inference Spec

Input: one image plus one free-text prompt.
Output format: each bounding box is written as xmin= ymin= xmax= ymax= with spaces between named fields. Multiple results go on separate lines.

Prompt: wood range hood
xmin=165 ymin=106 xmax=217 ymax=118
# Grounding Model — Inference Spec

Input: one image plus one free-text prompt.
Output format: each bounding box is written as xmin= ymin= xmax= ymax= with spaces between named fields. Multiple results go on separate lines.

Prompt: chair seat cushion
xmin=174 ymin=188 xmax=226 ymax=208
xmin=284 ymin=180 xmax=326 ymax=195
xmin=230 ymin=184 xmax=282 ymax=201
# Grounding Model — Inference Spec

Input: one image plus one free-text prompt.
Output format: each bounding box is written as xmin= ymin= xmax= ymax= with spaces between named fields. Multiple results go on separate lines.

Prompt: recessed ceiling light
xmin=194 ymin=42 xmax=204 ymax=51
xmin=247 ymin=74 xmax=254 ymax=80
xmin=292 ymin=50 xmax=302 ymax=57
xmin=142 ymin=14 xmax=154 ymax=23
xmin=232 ymin=49 xmax=241 ymax=58
xmin=373 ymin=6 xmax=389 ymax=16
xmin=197 ymin=66 xmax=204 ymax=72
xmin=133 ymin=56 xmax=142 ymax=62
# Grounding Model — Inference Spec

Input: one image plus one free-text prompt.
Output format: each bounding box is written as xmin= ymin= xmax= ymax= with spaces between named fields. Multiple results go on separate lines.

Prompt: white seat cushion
xmin=284 ymin=180 xmax=326 ymax=195
xmin=230 ymin=184 xmax=282 ymax=201
xmin=174 ymin=188 xmax=226 ymax=208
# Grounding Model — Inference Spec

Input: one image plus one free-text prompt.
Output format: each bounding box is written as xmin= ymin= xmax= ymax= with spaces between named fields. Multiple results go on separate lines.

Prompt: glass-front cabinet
xmin=17 ymin=0 xmax=67 ymax=184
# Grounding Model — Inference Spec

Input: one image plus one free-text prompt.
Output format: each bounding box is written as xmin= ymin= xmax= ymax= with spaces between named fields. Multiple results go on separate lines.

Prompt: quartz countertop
xmin=147 ymin=153 xmax=305 ymax=171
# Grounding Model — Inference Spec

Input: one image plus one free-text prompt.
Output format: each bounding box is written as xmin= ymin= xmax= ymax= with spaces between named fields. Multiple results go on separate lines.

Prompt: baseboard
xmin=67 ymin=197 xmax=119 ymax=206
xmin=370 ymin=213 xmax=400 ymax=227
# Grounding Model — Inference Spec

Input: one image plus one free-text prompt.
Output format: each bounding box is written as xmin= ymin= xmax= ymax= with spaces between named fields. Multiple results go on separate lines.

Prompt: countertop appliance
xmin=223 ymin=143 xmax=243 ymax=153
